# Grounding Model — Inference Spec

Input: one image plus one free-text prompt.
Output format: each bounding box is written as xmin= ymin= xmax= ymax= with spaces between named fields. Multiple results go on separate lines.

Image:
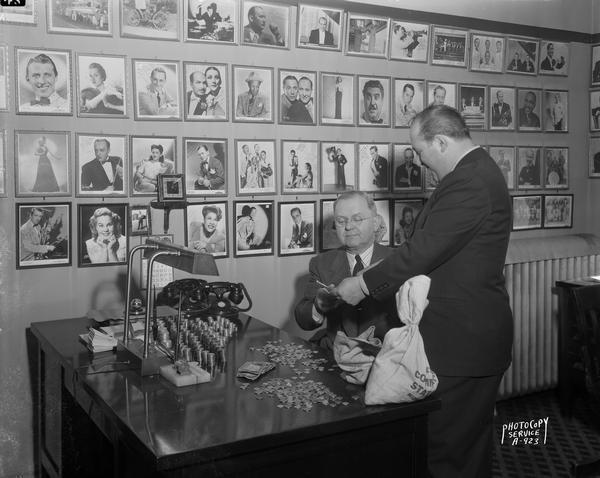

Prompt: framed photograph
xmin=424 ymin=168 xmax=439 ymax=191
xmin=183 ymin=138 xmax=227 ymax=196
xmin=0 ymin=45 xmax=8 ymax=111
xmin=241 ymin=1 xmax=289 ymax=49
xmin=232 ymin=65 xmax=273 ymax=122
xmin=458 ymin=84 xmax=486 ymax=130
xmin=489 ymin=86 xmax=515 ymax=131
xmin=78 ymin=203 xmax=128 ymax=267
xmin=488 ymin=146 xmax=515 ymax=190
xmin=319 ymin=199 xmax=341 ymax=251
xmin=516 ymin=146 xmax=542 ymax=190
xmin=185 ymin=0 xmax=236 ymax=43
xmin=15 ymin=130 xmax=70 ymax=197
xmin=543 ymin=195 xmax=573 ymax=229
xmin=512 ymin=196 xmax=543 ymax=231
xmin=76 ymin=53 xmax=126 ymax=118
xmin=0 ymin=130 xmax=5 ymax=196
xmin=589 ymin=136 xmax=600 ymax=177
xmin=358 ymin=75 xmax=390 ymax=126
xmin=373 ymin=198 xmax=391 ymax=246
xmin=281 ymin=140 xmax=319 ymax=194
xmin=392 ymin=144 xmax=422 ymax=192
xmin=390 ymin=21 xmax=429 ymax=62
xmin=392 ymin=199 xmax=424 ymax=246
xmin=235 ymin=140 xmax=276 ymax=195
xmin=16 ymin=203 xmax=71 ymax=269
xmin=470 ymin=33 xmax=504 ymax=73
xmin=131 ymin=136 xmax=176 ymax=197
xmin=593 ymin=45 xmax=600 ymax=86
xmin=320 ymin=72 xmax=354 ymax=126
xmin=120 ymin=0 xmax=180 ymax=40
xmin=183 ymin=62 xmax=228 ymax=121
xmin=539 ymin=41 xmax=569 ymax=76
xmin=157 ymin=173 xmax=185 ymax=202
xmin=321 ymin=142 xmax=356 ymax=193
xmin=394 ymin=78 xmax=425 ymax=128
xmin=278 ymin=201 xmax=316 ymax=256
xmin=76 ymin=133 xmax=127 ymax=197
xmin=297 ymin=4 xmax=343 ymax=51
xmin=0 ymin=1 xmax=37 ymax=24
xmin=279 ymin=69 xmax=317 ymax=125
xmin=185 ymin=202 xmax=228 ymax=257
xmin=430 ymin=26 xmax=467 ymax=68
xmin=543 ymin=147 xmax=568 ymax=189
xmin=591 ymin=90 xmax=600 ymax=132
xmin=505 ymin=37 xmax=539 ymax=75
xmin=16 ymin=47 xmax=72 ymax=115
xmin=129 ymin=205 xmax=150 ymax=236
xmin=47 ymin=0 xmax=112 ymax=36
xmin=517 ymin=88 xmax=543 ymax=131
xmin=346 ymin=13 xmax=389 ymax=58
xmin=543 ymin=90 xmax=568 ymax=132
xmin=357 ymin=143 xmax=390 ymax=192
xmin=233 ymin=200 xmax=274 ymax=257
xmin=426 ymin=81 xmax=457 ymax=108
xmin=132 ymin=59 xmax=181 ymax=120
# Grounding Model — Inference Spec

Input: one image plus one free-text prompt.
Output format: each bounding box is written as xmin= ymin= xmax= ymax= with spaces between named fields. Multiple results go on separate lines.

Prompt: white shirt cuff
xmin=311 ymin=304 xmax=325 ymax=324
xmin=359 ymin=275 xmax=370 ymax=296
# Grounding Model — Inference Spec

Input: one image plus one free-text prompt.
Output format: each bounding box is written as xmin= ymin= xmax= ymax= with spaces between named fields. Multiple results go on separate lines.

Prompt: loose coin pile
xmin=253 ymin=378 xmax=350 ymax=412
xmin=250 ymin=340 xmax=330 ymax=376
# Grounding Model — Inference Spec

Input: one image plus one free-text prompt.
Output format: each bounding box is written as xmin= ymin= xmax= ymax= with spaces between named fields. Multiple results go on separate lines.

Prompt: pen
xmin=315 ymin=279 xmax=331 ymax=289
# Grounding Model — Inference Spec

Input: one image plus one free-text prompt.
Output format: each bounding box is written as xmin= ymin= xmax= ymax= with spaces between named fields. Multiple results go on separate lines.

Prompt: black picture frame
xmin=129 ymin=204 xmax=151 ymax=236
xmin=78 ymin=203 xmax=128 ymax=267
xmin=185 ymin=201 xmax=229 ymax=258
xmin=233 ymin=200 xmax=274 ymax=257
xmin=16 ymin=202 xmax=71 ymax=269
xmin=278 ymin=201 xmax=316 ymax=256
xmin=157 ymin=173 xmax=185 ymax=202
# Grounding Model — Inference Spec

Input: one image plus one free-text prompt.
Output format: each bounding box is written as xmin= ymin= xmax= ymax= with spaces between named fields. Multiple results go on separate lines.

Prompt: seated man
xmin=294 ymin=191 xmax=400 ymax=351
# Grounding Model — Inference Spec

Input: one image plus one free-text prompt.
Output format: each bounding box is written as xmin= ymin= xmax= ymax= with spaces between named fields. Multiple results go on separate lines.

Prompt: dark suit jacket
xmin=363 ymin=147 xmax=513 ymax=377
xmin=290 ymin=221 xmax=313 ymax=248
xmin=308 ymin=28 xmax=334 ymax=46
xmin=80 ymin=156 xmax=123 ymax=191
xmin=295 ymin=243 xmax=400 ymax=351
xmin=187 ymin=90 xmax=207 ymax=116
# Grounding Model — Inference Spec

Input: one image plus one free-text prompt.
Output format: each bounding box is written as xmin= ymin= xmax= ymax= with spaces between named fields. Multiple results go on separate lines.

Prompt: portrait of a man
xmin=134 ymin=60 xmax=180 ymax=119
xmin=183 ymin=139 xmax=227 ymax=196
xmin=236 ymin=140 xmax=276 ymax=194
xmin=279 ymin=70 xmax=316 ymax=124
xmin=358 ymin=143 xmax=389 ymax=192
xmin=321 ymin=142 xmax=355 ymax=193
xmin=16 ymin=203 xmax=71 ymax=269
xmin=517 ymin=147 xmax=541 ymax=188
xmin=17 ymin=48 xmax=72 ymax=115
xmin=427 ymin=82 xmax=456 ymax=109
xmin=505 ymin=38 xmax=539 ymax=75
xmin=77 ymin=135 xmax=126 ymax=196
xmin=184 ymin=62 xmax=227 ymax=120
xmin=517 ymin=89 xmax=542 ymax=131
xmin=393 ymin=144 xmax=422 ymax=192
xmin=279 ymin=202 xmax=315 ymax=256
xmin=297 ymin=5 xmax=342 ymax=50
xmin=234 ymin=67 xmax=272 ymax=122
xmin=394 ymin=79 xmax=424 ymax=128
xmin=489 ymin=146 xmax=515 ymax=189
xmin=185 ymin=0 xmax=236 ymax=43
xmin=543 ymin=90 xmax=568 ymax=132
xmin=539 ymin=41 xmax=568 ymax=76
xmin=234 ymin=201 xmax=273 ymax=257
xmin=346 ymin=14 xmax=390 ymax=57
xmin=390 ymin=21 xmax=429 ymax=62
xmin=490 ymin=87 xmax=515 ymax=130
xmin=242 ymin=1 xmax=288 ymax=48
xmin=470 ymin=34 xmax=503 ymax=73
xmin=358 ymin=76 xmax=390 ymax=126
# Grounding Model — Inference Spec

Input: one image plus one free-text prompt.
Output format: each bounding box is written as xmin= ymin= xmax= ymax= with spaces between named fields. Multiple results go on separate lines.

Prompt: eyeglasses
xmin=334 ymin=215 xmax=373 ymax=228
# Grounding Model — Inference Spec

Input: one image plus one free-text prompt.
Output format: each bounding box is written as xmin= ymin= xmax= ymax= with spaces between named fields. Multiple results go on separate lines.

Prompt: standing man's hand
xmin=332 ymin=276 xmax=366 ymax=306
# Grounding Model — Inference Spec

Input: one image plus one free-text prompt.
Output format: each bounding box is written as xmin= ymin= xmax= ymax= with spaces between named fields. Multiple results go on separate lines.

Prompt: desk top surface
xmin=31 ymin=315 xmax=439 ymax=470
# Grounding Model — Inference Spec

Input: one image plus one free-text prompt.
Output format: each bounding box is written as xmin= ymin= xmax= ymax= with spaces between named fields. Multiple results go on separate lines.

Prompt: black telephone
xmin=156 ymin=279 xmax=252 ymax=319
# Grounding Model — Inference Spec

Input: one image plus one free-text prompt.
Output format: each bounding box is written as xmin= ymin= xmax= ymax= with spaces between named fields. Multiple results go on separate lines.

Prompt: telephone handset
xmin=157 ymin=278 xmax=208 ymax=312
xmin=201 ymin=281 xmax=252 ymax=319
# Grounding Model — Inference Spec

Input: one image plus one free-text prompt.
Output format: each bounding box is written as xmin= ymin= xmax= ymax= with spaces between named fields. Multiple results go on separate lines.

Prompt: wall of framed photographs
xmin=0 ymin=1 xmax=598 ymax=474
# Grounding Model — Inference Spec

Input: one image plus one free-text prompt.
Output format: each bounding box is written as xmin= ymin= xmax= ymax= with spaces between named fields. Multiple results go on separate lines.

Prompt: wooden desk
xmin=30 ymin=315 xmax=439 ymax=478
xmin=555 ymin=278 xmax=598 ymax=416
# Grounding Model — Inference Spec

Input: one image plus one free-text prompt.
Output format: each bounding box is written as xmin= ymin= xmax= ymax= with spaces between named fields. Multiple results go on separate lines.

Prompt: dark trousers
xmin=428 ymin=374 xmax=503 ymax=478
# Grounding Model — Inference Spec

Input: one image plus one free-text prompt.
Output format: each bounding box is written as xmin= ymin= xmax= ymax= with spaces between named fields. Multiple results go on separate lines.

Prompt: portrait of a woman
xmin=80 ymin=62 xmax=124 ymax=115
xmin=134 ymin=144 xmax=175 ymax=193
xmin=236 ymin=205 xmax=256 ymax=251
xmin=85 ymin=207 xmax=127 ymax=264
xmin=204 ymin=65 xmax=226 ymax=118
xmin=188 ymin=204 xmax=226 ymax=256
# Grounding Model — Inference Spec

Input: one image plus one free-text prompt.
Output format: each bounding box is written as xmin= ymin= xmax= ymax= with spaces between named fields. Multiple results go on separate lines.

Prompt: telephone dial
xmin=156 ymin=279 xmax=252 ymax=320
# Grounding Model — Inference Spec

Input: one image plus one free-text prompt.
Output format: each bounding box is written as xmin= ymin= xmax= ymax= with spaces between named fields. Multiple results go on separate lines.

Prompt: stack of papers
xmin=79 ymin=328 xmax=118 ymax=353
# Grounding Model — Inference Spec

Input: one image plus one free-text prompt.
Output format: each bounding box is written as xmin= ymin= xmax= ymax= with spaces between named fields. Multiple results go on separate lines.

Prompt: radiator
xmin=498 ymin=234 xmax=600 ymax=399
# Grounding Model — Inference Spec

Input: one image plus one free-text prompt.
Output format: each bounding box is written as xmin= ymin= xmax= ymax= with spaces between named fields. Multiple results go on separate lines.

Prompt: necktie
xmin=31 ymin=97 xmax=50 ymax=106
xmin=157 ymin=92 xmax=161 ymax=107
xmin=353 ymin=255 xmax=364 ymax=276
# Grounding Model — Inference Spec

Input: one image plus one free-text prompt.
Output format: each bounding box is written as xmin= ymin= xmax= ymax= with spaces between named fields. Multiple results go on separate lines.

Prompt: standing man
xmin=80 ymin=138 xmax=123 ymax=192
xmin=295 ymin=191 xmax=399 ymax=351
xmin=360 ymin=79 xmax=385 ymax=124
xmin=138 ymin=66 xmax=177 ymax=116
xmin=395 ymin=147 xmax=421 ymax=188
xmin=308 ymin=16 xmax=334 ymax=46
xmin=243 ymin=5 xmax=284 ymax=46
xmin=395 ymin=83 xmax=417 ymax=127
xmin=369 ymin=145 xmax=388 ymax=189
xmin=193 ymin=144 xmax=225 ymax=191
xmin=333 ymin=105 xmax=513 ymax=478
xmin=518 ymin=90 xmax=540 ymax=128
xmin=288 ymin=207 xmax=313 ymax=249
xmin=540 ymin=43 xmax=565 ymax=72
xmin=491 ymin=89 xmax=512 ymax=128
xmin=236 ymin=71 xmax=269 ymax=119
xmin=20 ymin=207 xmax=56 ymax=262
xmin=20 ymin=54 xmax=68 ymax=112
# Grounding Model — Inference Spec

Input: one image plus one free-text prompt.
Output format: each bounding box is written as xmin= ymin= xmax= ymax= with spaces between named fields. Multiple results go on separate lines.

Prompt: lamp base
xmin=116 ymin=339 xmax=172 ymax=376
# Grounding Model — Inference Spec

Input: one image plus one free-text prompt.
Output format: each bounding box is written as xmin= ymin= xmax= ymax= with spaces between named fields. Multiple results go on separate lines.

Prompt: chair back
xmin=572 ymin=285 xmax=600 ymax=401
